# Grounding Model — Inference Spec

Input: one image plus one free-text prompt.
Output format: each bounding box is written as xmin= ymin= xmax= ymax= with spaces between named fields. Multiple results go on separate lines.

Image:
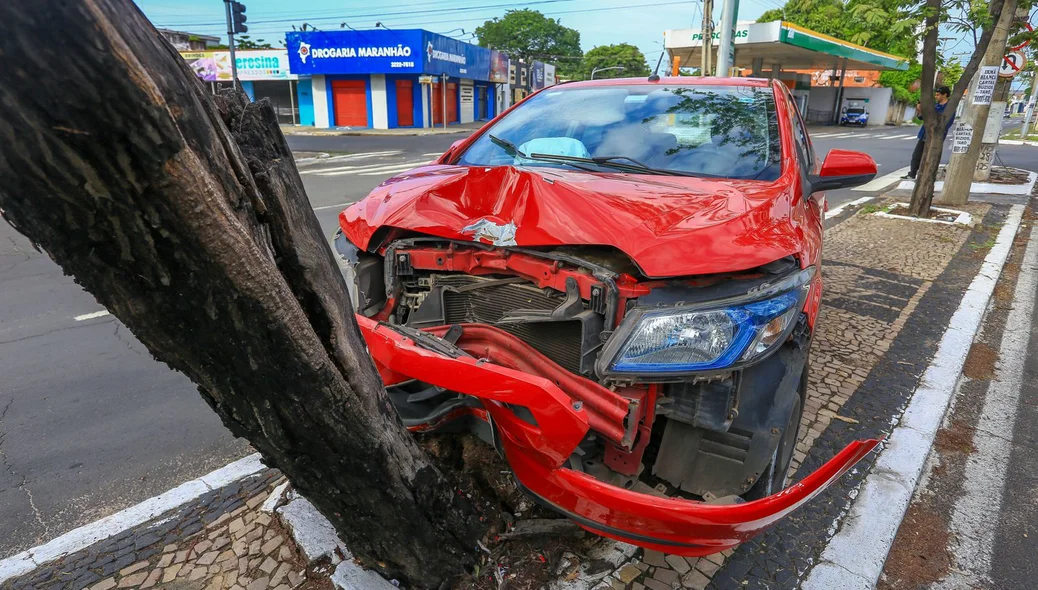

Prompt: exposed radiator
xmin=434 ymin=275 xmax=585 ymax=374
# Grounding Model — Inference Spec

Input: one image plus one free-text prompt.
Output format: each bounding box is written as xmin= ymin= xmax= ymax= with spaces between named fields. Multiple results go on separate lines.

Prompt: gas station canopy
xmin=665 ymin=21 xmax=909 ymax=72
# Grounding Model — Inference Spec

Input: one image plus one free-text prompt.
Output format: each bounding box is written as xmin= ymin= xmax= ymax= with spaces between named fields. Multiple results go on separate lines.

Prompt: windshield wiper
xmin=531 ymin=153 xmax=695 ymax=177
xmin=489 ymin=135 xmax=597 ymax=172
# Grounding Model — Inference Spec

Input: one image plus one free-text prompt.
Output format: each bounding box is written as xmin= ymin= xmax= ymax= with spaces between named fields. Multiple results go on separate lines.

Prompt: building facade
xmin=181 ymin=49 xmax=305 ymax=125
xmin=285 ymin=30 xmax=509 ymax=129
xmin=160 ymin=29 xmax=221 ymax=51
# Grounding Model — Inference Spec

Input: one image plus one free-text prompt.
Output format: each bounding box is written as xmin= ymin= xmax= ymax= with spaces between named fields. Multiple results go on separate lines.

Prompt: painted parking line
xmin=851 ymin=166 xmax=911 ymax=192
xmin=803 ymin=205 xmax=1026 ymax=589
xmin=945 ymin=225 xmax=1038 ymax=584
xmin=73 ymin=310 xmax=111 ymax=321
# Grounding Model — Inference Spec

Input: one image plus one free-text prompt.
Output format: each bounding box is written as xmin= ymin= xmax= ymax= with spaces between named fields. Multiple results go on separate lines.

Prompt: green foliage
xmin=475 ymin=10 xmax=582 ymax=77
xmin=757 ymin=0 xmax=915 ymax=56
xmin=235 ymin=35 xmax=273 ymax=50
xmin=580 ymin=43 xmax=651 ymax=80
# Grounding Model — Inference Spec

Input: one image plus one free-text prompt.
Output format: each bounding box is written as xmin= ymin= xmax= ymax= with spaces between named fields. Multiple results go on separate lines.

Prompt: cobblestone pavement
xmin=2 ymin=201 xmax=1011 ymax=590
xmin=1 ymin=470 xmax=329 ymax=590
xmin=551 ymin=201 xmax=1006 ymax=590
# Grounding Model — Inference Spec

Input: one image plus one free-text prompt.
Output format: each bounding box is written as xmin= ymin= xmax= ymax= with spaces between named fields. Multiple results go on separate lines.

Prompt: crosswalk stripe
xmin=357 ymin=163 xmax=433 ymax=176
xmin=304 ymin=160 xmax=429 ymax=176
xmin=422 ymin=152 xmax=445 ymax=157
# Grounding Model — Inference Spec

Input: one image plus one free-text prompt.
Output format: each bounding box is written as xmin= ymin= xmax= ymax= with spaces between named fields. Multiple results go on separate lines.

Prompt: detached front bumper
xmin=357 ymin=316 xmax=879 ymax=556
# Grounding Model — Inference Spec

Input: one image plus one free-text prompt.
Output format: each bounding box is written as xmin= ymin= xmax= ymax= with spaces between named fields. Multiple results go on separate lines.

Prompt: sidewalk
xmin=0 ymin=192 xmax=1029 ymax=590
xmin=279 ymin=122 xmax=483 ymax=137
xmin=881 ymin=196 xmax=1038 ymax=589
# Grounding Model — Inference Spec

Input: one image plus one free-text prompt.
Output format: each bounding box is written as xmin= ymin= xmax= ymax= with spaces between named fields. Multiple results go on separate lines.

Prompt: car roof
xmin=556 ymin=76 xmax=774 ymax=89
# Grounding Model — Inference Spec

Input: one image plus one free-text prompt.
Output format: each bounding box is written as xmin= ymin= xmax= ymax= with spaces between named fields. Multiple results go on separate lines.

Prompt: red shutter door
xmin=395 ymin=80 xmax=414 ymax=127
xmin=331 ymin=80 xmax=367 ymax=127
xmin=446 ymin=83 xmax=458 ymax=123
xmin=432 ymin=82 xmax=443 ymax=125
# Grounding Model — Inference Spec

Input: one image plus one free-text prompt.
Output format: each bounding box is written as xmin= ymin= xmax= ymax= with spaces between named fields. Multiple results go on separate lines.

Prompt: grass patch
xmin=1001 ymin=128 xmax=1038 ymax=141
xmin=970 ymin=236 xmax=997 ymax=251
xmin=859 ymin=203 xmax=886 ymax=215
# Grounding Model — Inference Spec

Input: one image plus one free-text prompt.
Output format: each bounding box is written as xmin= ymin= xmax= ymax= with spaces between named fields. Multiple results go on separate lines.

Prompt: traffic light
xmin=231 ymin=2 xmax=247 ymax=34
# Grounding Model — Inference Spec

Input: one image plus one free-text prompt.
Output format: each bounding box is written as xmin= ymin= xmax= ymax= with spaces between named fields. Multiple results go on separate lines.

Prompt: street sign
xmin=1009 ymin=22 xmax=1033 ymax=52
xmin=418 ymin=75 xmax=435 ymax=84
xmin=952 ymin=123 xmax=973 ymax=153
xmin=1000 ymin=52 xmax=1026 ymax=77
xmin=973 ymin=66 xmax=999 ymax=104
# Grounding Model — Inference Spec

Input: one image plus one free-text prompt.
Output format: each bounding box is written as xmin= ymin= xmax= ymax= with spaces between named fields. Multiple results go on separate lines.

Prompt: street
xmin=1 ymin=123 xmax=1035 ymax=558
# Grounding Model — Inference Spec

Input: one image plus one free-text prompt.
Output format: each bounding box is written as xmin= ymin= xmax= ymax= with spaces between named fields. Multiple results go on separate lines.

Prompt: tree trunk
xmin=0 ymin=0 xmax=487 ymax=586
xmin=909 ymin=0 xmax=1009 ymax=217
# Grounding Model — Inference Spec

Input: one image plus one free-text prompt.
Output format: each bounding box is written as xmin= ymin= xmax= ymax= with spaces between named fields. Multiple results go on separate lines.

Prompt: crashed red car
xmin=334 ymin=77 xmax=880 ymax=555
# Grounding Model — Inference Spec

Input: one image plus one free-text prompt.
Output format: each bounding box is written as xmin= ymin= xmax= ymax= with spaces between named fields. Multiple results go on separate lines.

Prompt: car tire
xmin=743 ymin=365 xmax=806 ymax=500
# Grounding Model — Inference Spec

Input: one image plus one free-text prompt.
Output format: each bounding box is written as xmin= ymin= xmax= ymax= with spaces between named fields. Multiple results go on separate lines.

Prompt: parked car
xmin=840 ymin=106 xmax=869 ymax=126
xmin=334 ymin=77 xmax=879 ymax=556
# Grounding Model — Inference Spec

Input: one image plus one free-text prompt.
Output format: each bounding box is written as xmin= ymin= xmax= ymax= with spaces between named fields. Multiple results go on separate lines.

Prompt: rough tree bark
xmin=0 ymin=0 xmax=488 ymax=586
xmin=909 ymin=0 xmax=1011 ymax=217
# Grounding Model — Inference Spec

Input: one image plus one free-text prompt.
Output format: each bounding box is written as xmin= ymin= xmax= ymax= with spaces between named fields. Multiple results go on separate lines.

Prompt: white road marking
xmin=356 ymin=163 xmax=432 ymax=176
xmin=73 ymin=310 xmax=111 ymax=321
xmin=943 ymin=225 xmax=1038 ymax=587
xmin=0 ymin=454 xmax=265 ymax=584
xmin=313 ymin=202 xmax=354 ymax=211
xmin=307 ymin=160 xmax=430 ymax=177
xmin=851 ymin=166 xmax=911 ymax=192
xmin=422 ymin=152 xmax=445 ymax=157
xmin=824 ymin=196 xmax=874 ymax=219
xmin=802 ymin=205 xmax=1026 ymax=589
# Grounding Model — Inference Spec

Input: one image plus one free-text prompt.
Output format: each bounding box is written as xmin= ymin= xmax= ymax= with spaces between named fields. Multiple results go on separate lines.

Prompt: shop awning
xmin=665 ymin=21 xmax=909 ymax=72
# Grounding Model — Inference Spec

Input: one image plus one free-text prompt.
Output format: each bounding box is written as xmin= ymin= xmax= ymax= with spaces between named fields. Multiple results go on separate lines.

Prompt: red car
xmin=335 ymin=77 xmax=880 ymax=556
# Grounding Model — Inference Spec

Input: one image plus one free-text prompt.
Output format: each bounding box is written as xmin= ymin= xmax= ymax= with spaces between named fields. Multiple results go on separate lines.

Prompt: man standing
xmin=905 ymin=86 xmax=956 ymax=180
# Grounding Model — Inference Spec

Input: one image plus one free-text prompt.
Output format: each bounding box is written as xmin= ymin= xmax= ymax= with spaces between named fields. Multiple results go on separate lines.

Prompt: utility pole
xmin=701 ymin=0 xmax=713 ymax=76
xmin=224 ymin=1 xmax=248 ymax=89
xmin=1020 ymin=71 xmax=1037 ymax=143
xmin=939 ymin=0 xmax=1018 ymax=205
xmin=715 ymin=0 xmax=739 ymax=77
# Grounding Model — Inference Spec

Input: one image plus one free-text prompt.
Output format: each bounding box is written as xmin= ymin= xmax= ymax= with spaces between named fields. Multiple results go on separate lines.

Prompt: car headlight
xmin=600 ymin=269 xmax=813 ymax=376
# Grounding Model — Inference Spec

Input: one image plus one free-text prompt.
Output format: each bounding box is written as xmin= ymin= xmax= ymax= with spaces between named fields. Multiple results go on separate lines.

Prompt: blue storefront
xmin=286 ymin=30 xmax=509 ymax=129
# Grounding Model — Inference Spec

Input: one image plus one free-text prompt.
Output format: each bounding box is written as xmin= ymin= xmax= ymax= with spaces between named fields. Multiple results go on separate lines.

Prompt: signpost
xmin=973 ymin=66 xmax=999 ymax=104
xmin=952 ymin=123 xmax=973 ymax=154
xmin=999 ymin=51 xmax=1026 ymax=77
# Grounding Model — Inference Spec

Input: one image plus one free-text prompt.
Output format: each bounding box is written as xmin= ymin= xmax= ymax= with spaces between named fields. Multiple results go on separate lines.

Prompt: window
xmin=853 ymin=76 xmax=865 ymax=84
xmin=509 ymin=65 xmax=516 ymax=85
xmin=458 ymin=84 xmax=782 ymax=180
xmin=520 ymin=67 xmax=527 ymax=86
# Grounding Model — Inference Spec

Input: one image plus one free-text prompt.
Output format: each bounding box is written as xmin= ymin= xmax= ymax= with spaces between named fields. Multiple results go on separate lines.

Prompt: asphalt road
xmin=1 ymin=122 xmax=1034 ymax=558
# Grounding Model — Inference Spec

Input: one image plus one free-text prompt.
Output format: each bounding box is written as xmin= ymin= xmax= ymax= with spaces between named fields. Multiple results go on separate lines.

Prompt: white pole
xmin=715 ymin=0 xmax=740 ymax=76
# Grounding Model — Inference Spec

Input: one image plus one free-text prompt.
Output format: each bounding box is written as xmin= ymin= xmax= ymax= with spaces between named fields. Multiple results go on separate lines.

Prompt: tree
xmin=580 ymin=43 xmax=651 ymax=80
xmin=758 ymin=0 xmax=915 ymax=55
xmin=235 ymin=35 xmax=273 ymax=49
xmin=0 ymin=0 xmax=492 ymax=586
xmin=907 ymin=0 xmax=1019 ymax=216
xmin=476 ymin=9 xmax=583 ymax=77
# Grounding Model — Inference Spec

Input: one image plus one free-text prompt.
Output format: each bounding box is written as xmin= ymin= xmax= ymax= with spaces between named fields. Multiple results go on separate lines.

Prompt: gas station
xmin=665 ymin=21 xmax=910 ymax=125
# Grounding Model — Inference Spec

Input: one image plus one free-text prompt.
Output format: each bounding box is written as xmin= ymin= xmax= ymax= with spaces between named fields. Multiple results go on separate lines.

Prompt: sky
xmin=134 ymin=0 xmax=786 ymax=69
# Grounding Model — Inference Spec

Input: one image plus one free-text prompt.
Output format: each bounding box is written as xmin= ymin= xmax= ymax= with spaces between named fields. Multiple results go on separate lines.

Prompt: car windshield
xmin=846 ymin=108 xmax=866 ymax=115
xmin=457 ymin=84 xmax=782 ymax=180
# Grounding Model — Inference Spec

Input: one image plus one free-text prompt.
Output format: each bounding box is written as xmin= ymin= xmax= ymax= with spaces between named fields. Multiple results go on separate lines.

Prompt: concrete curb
xmin=801 ymin=204 xmax=1026 ymax=589
xmin=825 ymin=196 xmax=874 ymax=220
xmin=269 ymin=488 xmax=395 ymax=590
xmin=0 ymin=453 xmax=265 ymax=585
xmin=894 ymin=171 xmax=1037 ymax=196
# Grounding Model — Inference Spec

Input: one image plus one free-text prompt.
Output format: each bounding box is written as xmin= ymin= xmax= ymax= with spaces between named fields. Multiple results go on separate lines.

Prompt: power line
xmin=165 ymin=0 xmax=695 ymax=39
xmin=155 ymin=0 xmax=579 ymax=28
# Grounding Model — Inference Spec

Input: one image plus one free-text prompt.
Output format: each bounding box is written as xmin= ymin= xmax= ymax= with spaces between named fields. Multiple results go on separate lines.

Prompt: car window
xmin=457 ymin=84 xmax=782 ymax=181
xmin=846 ymin=107 xmax=866 ymax=115
xmin=784 ymin=91 xmax=813 ymax=170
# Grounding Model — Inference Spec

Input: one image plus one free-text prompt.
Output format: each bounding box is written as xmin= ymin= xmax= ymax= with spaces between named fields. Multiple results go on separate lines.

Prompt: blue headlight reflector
xmin=610 ymin=289 xmax=803 ymax=373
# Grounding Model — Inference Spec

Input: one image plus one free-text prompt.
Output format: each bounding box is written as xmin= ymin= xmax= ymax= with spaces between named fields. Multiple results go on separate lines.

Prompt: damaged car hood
xmin=339 ymin=165 xmax=810 ymax=278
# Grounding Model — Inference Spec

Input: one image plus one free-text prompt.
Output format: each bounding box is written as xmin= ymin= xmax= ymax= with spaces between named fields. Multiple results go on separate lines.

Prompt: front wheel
xmin=743 ymin=368 xmax=806 ymax=500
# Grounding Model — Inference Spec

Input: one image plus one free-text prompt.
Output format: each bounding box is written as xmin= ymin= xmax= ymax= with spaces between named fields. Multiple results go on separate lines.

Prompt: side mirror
xmin=808 ymin=149 xmax=877 ymax=193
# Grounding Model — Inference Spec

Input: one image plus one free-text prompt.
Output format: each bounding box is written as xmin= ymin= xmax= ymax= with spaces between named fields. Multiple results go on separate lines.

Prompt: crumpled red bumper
xmin=357 ymin=316 xmax=879 ymax=556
